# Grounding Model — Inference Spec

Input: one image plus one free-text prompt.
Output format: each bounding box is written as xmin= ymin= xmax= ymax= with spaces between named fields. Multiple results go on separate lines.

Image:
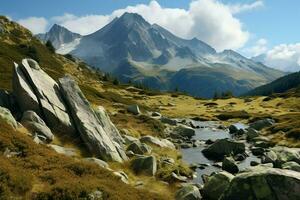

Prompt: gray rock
xmin=123 ymin=134 xmax=139 ymax=145
xmin=127 ymin=141 xmax=152 ymax=155
xmin=282 ymin=161 xmax=300 ymax=172
xmin=249 ymin=118 xmax=275 ymax=130
xmin=220 ymin=167 xmax=300 ymax=200
xmin=0 ymin=106 xmax=17 ymax=129
xmin=88 ymin=190 xmax=104 ymax=200
xmin=161 ymin=117 xmax=177 ymax=126
xmin=173 ymin=125 xmax=195 ymax=138
xmin=21 ymin=111 xmax=54 ymax=142
xmin=246 ymin=128 xmax=260 ymax=140
xmin=127 ymin=105 xmax=140 ymax=115
xmin=140 ymin=135 xmax=175 ymax=149
xmin=131 ymin=155 xmax=157 ymax=176
xmin=113 ymin=171 xmax=129 ymax=184
xmin=94 ymin=106 xmax=124 ymax=144
xmin=13 ymin=59 xmax=75 ymax=135
xmin=263 ymin=146 xmax=300 ymax=167
xmin=202 ymin=171 xmax=234 ymax=200
xmin=175 ymin=185 xmax=202 ymax=200
xmin=152 ymin=112 xmax=161 ymax=117
xmin=84 ymin=157 xmax=109 ymax=169
xmin=251 ymin=147 xmax=265 ymax=156
xmin=49 ymin=144 xmax=77 ymax=157
xmin=222 ymin=157 xmax=239 ymax=174
xmin=59 ymin=75 xmax=125 ymax=162
xmin=202 ymin=139 xmax=245 ymax=160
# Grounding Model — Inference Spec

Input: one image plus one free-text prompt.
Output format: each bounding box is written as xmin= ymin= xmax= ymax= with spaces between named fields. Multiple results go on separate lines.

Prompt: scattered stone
xmin=152 ymin=112 xmax=161 ymax=117
xmin=113 ymin=171 xmax=129 ymax=184
xmin=282 ymin=161 xmax=300 ymax=172
xmin=250 ymin=161 xmax=260 ymax=166
xmin=84 ymin=158 xmax=109 ymax=169
xmin=122 ymin=133 xmax=139 ymax=145
xmin=249 ymin=118 xmax=275 ymax=130
xmin=205 ymin=139 xmax=214 ymax=145
xmin=127 ymin=105 xmax=140 ymax=115
xmin=220 ymin=167 xmax=300 ymax=200
xmin=181 ymin=143 xmax=193 ymax=149
xmin=0 ymin=106 xmax=17 ymax=129
xmin=140 ymin=135 xmax=175 ymax=149
xmin=175 ymin=185 xmax=202 ymax=200
xmin=59 ymin=75 xmax=126 ymax=162
xmin=49 ymin=144 xmax=77 ymax=157
xmin=161 ymin=117 xmax=177 ymax=126
xmin=251 ymin=147 xmax=265 ymax=156
xmin=202 ymin=139 xmax=245 ymax=160
xmin=222 ymin=157 xmax=239 ymax=174
xmin=3 ymin=148 xmax=21 ymax=158
xmin=262 ymin=146 xmax=300 ymax=167
xmin=171 ymin=172 xmax=188 ymax=182
xmin=127 ymin=141 xmax=152 ymax=155
xmin=88 ymin=190 xmax=104 ymax=200
xmin=234 ymin=153 xmax=247 ymax=161
xmin=131 ymin=155 xmax=157 ymax=176
xmin=246 ymin=128 xmax=260 ymax=140
xmin=173 ymin=125 xmax=195 ymax=138
xmin=202 ymin=171 xmax=234 ymax=200
xmin=21 ymin=111 xmax=54 ymax=142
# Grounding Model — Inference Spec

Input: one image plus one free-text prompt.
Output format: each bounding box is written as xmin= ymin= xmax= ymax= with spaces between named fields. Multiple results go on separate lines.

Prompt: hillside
xmin=38 ymin=12 xmax=285 ymax=98
xmin=245 ymin=71 xmax=300 ymax=96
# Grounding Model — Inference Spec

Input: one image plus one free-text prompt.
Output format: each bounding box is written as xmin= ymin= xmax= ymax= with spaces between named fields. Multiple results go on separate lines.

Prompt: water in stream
xmin=181 ymin=121 xmax=260 ymax=184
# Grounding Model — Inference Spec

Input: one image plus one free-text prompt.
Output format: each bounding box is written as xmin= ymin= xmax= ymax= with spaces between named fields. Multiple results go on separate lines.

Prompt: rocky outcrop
xmin=13 ymin=59 xmax=75 ymax=134
xmin=21 ymin=110 xmax=54 ymax=142
xmin=175 ymin=185 xmax=202 ymax=200
xmin=220 ymin=167 xmax=300 ymax=200
xmin=202 ymin=171 xmax=234 ymax=200
xmin=202 ymin=139 xmax=245 ymax=160
xmin=249 ymin=118 xmax=275 ymax=130
xmin=0 ymin=106 xmax=18 ymax=129
xmin=131 ymin=155 xmax=157 ymax=176
xmin=59 ymin=75 xmax=126 ymax=162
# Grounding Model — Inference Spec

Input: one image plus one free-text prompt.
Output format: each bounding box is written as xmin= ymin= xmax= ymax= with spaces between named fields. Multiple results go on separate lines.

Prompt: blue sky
xmin=1 ymin=0 xmax=300 ymax=71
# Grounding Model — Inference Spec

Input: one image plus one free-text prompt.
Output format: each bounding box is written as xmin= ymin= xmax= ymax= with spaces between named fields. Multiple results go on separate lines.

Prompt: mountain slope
xmin=245 ymin=71 xmax=300 ymax=96
xmin=39 ymin=12 xmax=285 ymax=98
xmin=36 ymin=24 xmax=81 ymax=49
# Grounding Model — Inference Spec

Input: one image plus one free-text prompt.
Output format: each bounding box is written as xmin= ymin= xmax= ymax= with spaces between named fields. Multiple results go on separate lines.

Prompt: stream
xmin=181 ymin=121 xmax=260 ymax=184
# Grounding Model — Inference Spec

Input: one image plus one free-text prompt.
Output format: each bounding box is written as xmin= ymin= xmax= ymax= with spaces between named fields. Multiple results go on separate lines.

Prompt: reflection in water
xmin=181 ymin=121 xmax=260 ymax=184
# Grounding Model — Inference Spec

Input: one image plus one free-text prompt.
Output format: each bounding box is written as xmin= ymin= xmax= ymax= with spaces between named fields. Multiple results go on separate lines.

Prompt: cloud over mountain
xmin=18 ymin=0 xmax=263 ymax=51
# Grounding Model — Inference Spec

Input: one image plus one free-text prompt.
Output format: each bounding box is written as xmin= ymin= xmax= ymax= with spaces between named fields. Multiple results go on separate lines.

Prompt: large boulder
xmin=262 ymin=146 xmax=300 ymax=167
xmin=202 ymin=139 xmax=245 ymax=160
xmin=130 ymin=155 xmax=157 ymax=176
xmin=202 ymin=171 xmax=234 ymax=200
xmin=282 ymin=161 xmax=300 ymax=172
xmin=127 ymin=141 xmax=152 ymax=155
xmin=249 ymin=118 xmax=275 ymax=130
xmin=94 ymin=106 xmax=124 ymax=144
xmin=161 ymin=117 xmax=177 ymax=126
xmin=13 ymin=59 xmax=75 ymax=134
xmin=21 ymin=110 xmax=54 ymax=142
xmin=173 ymin=125 xmax=195 ymax=138
xmin=59 ymin=75 xmax=126 ymax=162
xmin=220 ymin=167 xmax=300 ymax=200
xmin=246 ymin=128 xmax=260 ymax=140
xmin=0 ymin=106 xmax=17 ymax=129
xmin=140 ymin=135 xmax=175 ymax=149
xmin=175 ymin=185 xmax=202 ymax=200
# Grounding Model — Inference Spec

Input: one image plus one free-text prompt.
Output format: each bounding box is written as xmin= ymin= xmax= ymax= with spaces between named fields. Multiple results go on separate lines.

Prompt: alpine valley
xmin=37 ymin=13 xmax=285 ymax=98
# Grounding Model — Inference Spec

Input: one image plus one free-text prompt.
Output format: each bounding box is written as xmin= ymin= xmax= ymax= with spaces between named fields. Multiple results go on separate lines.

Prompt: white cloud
xmin=264 ymin=43 xmax=300 ymax=72
xmin=18 ymin=17 xmax=48 ymax=34
xmin=51 ymin=0 xmax=259 ymax=51
xmin=244 ymin=38 xmax=268 ymax=56
xmin=229 ymin=0 xmax=264 ymax=14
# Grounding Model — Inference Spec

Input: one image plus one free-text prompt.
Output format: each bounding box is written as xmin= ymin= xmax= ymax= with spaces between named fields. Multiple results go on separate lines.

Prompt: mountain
xmin=244 ymin=71 xmax=300 ymax=96
xmin=39 ymin=12 xmax=285 ymax=98
xmin=36 ymin=24 xmax=81 ymax=49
